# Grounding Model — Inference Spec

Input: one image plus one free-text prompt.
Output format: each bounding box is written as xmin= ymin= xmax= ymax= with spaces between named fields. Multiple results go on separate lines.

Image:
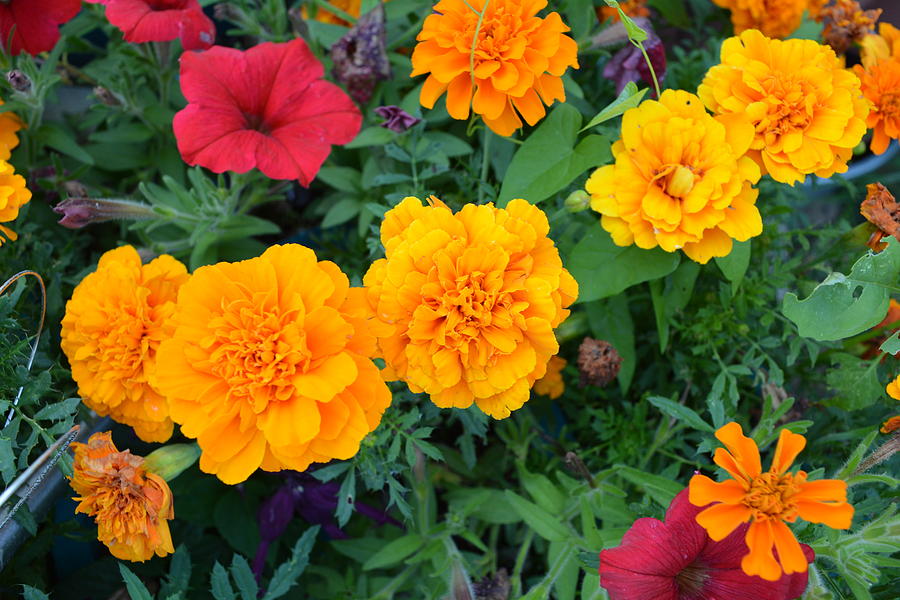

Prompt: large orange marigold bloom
xmin=586 ymin=89 xmax=762 ymax=264
xmin=61 ymin=246 xmax=188 ymax=442
xmin=363 ymin=196 xmax=577 ymax=419
xmin=860 ymin=22 xmax=900 ymax=68
xmin=155 ymin=244 xmax=392 ymax=485
xmin=712 ymin=0 xmax=818 ymax=39
xmin=69 ymin=432 xmax=175 ymax=562
xmin=0 ymin=159 xmax=30 ymax=246
xmin=410 ymin=0 xmax=579 ymax=137
xmin=853 ymin=59 xmax=900 ymax=155
xmin=689 ymin=422 xmax=853 ymax=581
xmin=699 ymin=29 xmax=869 ymax=185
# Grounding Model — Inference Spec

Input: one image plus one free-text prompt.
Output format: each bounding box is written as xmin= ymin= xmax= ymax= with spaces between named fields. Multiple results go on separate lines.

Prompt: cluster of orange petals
xmin=689 ymin=423 xmax=853 ymax=581
xmin=699 ymin=29 xmax=869 ymax=185
xmin=410 ymin=0 xmax=578 ymax=136
xmin=855 ymin=23 xmax=900 ymax=155
xmin=712 ymin=0 xmax=825 ymax=39
xmin=533 ymin=356 xmax=566 ymax=399
xmin=882 ymin=415 xmax=900 ymax=434
xmin=364 ymin=196 xmax=577 ymax=419
xmin=69 ymin=432 xmax=174 ymax=562
xmin=154 ymin=244 xmax=391 ymax=484
xmin=61 ymin=246 xmax=189 ymax=443
xmin=598 ymin=0 xmax=649 ymax=23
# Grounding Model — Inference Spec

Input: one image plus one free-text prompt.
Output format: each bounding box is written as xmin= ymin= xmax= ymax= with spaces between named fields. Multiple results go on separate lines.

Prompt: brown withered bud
xmin=93 ymin=87 xmax=121 ymax=107
xmin=54 ymin=197 xmax=157 ymax=229
xmin=577 ymin=337 xmax=622 ymax=387
xmin=472 ymin=568 xmax=510 ymax=600
xmin=7 ymin=70 xmax=31 ymax=93
xmin=860 ymin=182 xmax=900 ymax=251
xmin=330 ymin=3 xmax=391 ymax=105
xmin=287 ymin=7 xmax=310 ymax=38
xmin=213 ymin=3 xmax=241 ymax=22
xmin=818 ymin=0 xmax=881 ymax=56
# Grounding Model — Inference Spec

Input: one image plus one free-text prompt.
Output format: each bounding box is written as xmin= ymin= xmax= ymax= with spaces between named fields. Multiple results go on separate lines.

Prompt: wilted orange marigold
xmin=155 ymin=244 xmax=392 ymax=484
xmin=61 ymin=246 xmax=188 ymax=442
xmin=586 ymin=90 xmax=762 ymax=264
xmin=364 ymin=196 xmax=577 ymax=419
xmin=689 ymin=422 xmax=853 ymax=581
xmin=853 ymin=58 xmax=900 ymax=155
xmin=0 ymin=159 xmax=30 ymax=246
xmin=533 ymin=356 xmax=566 ymax=399
xmin=712 ymin=0 xmax=819 ymax=39
xmin=410 ymin=0 xmax=579 ymax=136
xmin=699 ymin=29 xmax=869 ymax=185
xmin=882 ymin=415 xmax=900 ymax=433
xmin=69 ymin=432 xmax=174 ymax=562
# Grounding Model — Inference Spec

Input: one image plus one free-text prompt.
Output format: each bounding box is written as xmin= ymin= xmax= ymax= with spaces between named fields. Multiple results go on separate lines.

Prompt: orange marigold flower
xmin=586 ymin=89 xmax=762 ymax=264
xmin=69 ymin=432 xmax=174 ymax=562
xmin=853 ymin=59 xmax=900 ymax=155
xmin=155 ymin=244 xmax=392 ymax=485
xmin=699 ymin=30 xmax=869 ymax=185
xmin=0 ymin=100 xmax=22 ymax=159
xmin=0 ymin=159 xmax=30 ymax=246
xmin=534 ymin=356 xmax=566 ymax=399
xmin=598 ymin=0 xmax=650 ymax=22
xmin=689 ymin=422 xmax=854 ymax=581
xmin=363 ymin=196 xmax=577 ymax=419
xmin=882 ymin=415 xmax=900 ymax=433
xmin=712 ymin=0 xmax=819 ymax=39
xmin=860 ymin=22 xmax=900 ymax=68
xmin=61 ymin=246 xmax=188 ymax=443
xmin=887 ymin=374 xmax=900 ymax=399
xmin=410 ymin=0 xmax=579 ymax=137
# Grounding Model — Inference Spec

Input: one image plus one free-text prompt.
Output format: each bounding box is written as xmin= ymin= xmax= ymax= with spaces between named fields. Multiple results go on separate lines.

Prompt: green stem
xmin=510 ymin=528 xmax=534 ymax=598
xmin=479 ymin=126 xmax=492 ymax=203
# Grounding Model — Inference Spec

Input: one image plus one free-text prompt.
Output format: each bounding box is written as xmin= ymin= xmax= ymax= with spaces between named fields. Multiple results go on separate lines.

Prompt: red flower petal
xmin=0 ymin=0 xmax=80 ymax=56
xmin=103 ymin=0 xmax=214 ymax=49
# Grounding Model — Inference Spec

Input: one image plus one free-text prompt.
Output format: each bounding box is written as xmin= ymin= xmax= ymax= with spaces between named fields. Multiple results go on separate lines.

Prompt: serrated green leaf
xmin=229 ymin=554 xmax=258 ymax=600
xmin=119 ymin=563 xmax=153 ymax=600
xmin=263 ymin=526 xmax=319 ymax=600
xmin=824 ymin=353 xmax=882 ymax=411
xmin=517 ymin=463 xmax=566 ymax=514
xmin=211 ymin=562 xmax=236 ymax=600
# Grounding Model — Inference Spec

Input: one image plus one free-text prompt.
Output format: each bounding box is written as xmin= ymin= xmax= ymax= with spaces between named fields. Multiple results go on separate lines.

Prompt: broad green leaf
xmin=824 ymin=353 xmax=883 ymax=411
xmin=316 ymin=166 xmax=361 ymax=192
xmin=585 ymin=294 xmax=636 ymax=392
xmin=119 ymin=564 xmax=153 ymax=600
xmin=498 ymin=104 xmax=611 ymax=205
xmin=880 ymin=330 xmax=900 ymax=355
xmin=716 ymin=240 xmax=751 ymax=294
xmin=517 ymin=463 xmax=566 ymax=514
xmin=321 ymin=198 xmax=361 ymax=228
xmin=615 ymin=465 xmax=681 ymax=507
xmin=782 ymin=239 xmax=900 ymax=341
xmin=647 ymin=396 xmax=714 ymax=432
xmin=39 ymin=123 xmax=95 ymax=165
xmin=504 ymin=490 xmax=571 ymax=541
xmin=569 ymin=225 xmax=680 ymax=302
xmin=363 ymin=534 xmax=426 ymax=570
xmin=345 ymin=126 xmax=394 ymax=148
xmin=423 ymin=131 xmax=473 ymax=157
xmin=581 ymin=82 xmax=647 ymax=131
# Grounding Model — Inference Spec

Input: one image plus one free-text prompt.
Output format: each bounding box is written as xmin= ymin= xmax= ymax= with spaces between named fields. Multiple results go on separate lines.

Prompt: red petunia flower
xmin=599 ymin=489 xmax=814 ymax=600
xmin=0 ymin=0 xmax=81 ymax=56
xmin=173 ymin=39 xmax=362 ymax=185
xmin=86 ymin=0 xmax=214 ymax=50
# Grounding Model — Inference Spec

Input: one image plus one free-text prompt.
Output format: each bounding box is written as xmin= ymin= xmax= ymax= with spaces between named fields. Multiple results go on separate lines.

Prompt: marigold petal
xmin=695 ymin=502 xmax=752 ymax=541
xmin=741 ymin=520 xmax=782 ymax=582
xmin=796 ymin=500 xmax=854 ymax=529
xmin=771 ymin=520 xmax=808 ymax=575
xmin=714 ymin=421 xmax=762 ymax=479
xmin=689 ymin=474 xmax=748 ymax=506
xmin=769 ymin=427 xmax=806 ymax=475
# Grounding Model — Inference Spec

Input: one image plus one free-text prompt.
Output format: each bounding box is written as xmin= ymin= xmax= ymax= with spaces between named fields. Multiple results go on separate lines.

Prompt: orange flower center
xmin=206 ymin=299 xmax=307 ymax=408
xmin=879 ymin=90 xmax=900 ymax=119
xmin=466 ymin=5 xmax=531 ymax=64
xmin=759 ymin=74 xmax=815 ymax=137
xmin=743 ymin=471 xmax=805 ymax=521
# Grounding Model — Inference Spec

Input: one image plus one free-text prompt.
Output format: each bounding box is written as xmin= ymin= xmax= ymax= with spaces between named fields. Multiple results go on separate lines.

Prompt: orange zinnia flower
xmin=410 ymin=0 xmax=579 ymax=136
xmin=699 ymin=29 xmax=869 ymax=185
xmin=712 ymin=0 xmax=820 ymax=39
xmin=61 ymin=246 xmax=189 ymax=442
xmin=364 ymin=196 xmax=577 ymax=419
xmin=533 ymin=356 xmax=566 ymax=399
xmin=689 ymin=422 xmax=854 ymax=581
xmin=69 ymin=432 xmax=174 ymax=562
xmin=853 ymin=59 xmax=900 ymax=155
xmin=155 ymin=244 xmax=392 ymax=484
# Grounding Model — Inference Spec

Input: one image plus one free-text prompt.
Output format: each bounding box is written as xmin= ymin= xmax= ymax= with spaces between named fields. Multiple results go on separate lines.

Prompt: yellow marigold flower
xmin=0 ymin=100 xmax=22 ymax=160
xmin=598 ymin=0 xmax=650 ymax=22
xmin=853 ymin=59 xmax=900 ymax=155
xmin=887 ymin=374 xmax=900 ymax=399
xmin=61 ymin=246 xmax=188 ymax=443
xmin=363 ymin=196 xmax=577 ymax=419
xmin=69 ymin=432 xmax=174 ymax=562
xmin=155 ymin=244 xmax=392 ymax=485
xmin=882 ymin=415 xmax=900 ymax=433
xmin=689 ymin=422 xmax=853 ymax=581
xmin=533 ymin=356 xmax=565 ymax=399
xmin=712 ymin=0 xmax=818 ymax=39
xmin=0 ymin=159 xmax=30 ymax=245
xmin=699 ymin=29 xmax=869 ymax=185
xmin=410 ymin=0 xmax=579 ymax=137
xmin=860 ymin=22 xmax=900 ymax=68
xmin=585 ymin=89 xmax=762 ymax=264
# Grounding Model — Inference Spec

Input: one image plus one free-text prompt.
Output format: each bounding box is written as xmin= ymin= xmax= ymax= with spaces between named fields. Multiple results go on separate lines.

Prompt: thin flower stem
xmin=468 ymin=0 xmax=489 ymax=97
xmin=635 ymin=41 xmax=661 ymax=97
xmin=509 ymin=528 xmax=534 ymax=598
xmin=479 ymin=126 xmax=491 ymax=203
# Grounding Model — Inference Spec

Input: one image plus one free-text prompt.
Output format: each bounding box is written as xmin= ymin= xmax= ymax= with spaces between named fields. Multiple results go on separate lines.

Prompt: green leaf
xmin=716 ymin=240 xmax=751 ymax=293
xmin=517 ymin=464 xmax=566 ymax=514
xmin=316 ymin=166 xmax=361 ymax=192
xmin=38 ymin=123 xmax=95 ymax=165
xmin=581 ymin=82 xmax=647 ymax=131
xmin=504 ymin=491 xmax=571 ymax=541
xmin=21 ymin=586 xmax=50 ymax=600
xmin=647 ymin=0 xmax=689 ymax=27
xmin=647 ymin=396 xmax=714 ymax=432
xmin=0 ymin=435 xmax=17 ymax=484
xmin=423 ymin=132 xmax=473 ymax=157
xmin=783 ymin=239 xmax=900 ymax=341
xmin=824 ymin=353 xmax=883 ymax=411
xmin=362 ymin=534 xmax=426 ymax=570
xmin=160 ymin=545 xmax=192 ymax=599
xmin=585 ymin=294 xmax=636 ymax=392
xmin=321 ymin=198 xmax=361 ymax=229
xmin=346 ymin=126 xmax=394 ymax=148
xmin=210 ymin=562 xmax=236 ymax=600
xmin=214 ymin=492 xmax=260 ymax=558
xmin=569 ymin=225 xmax=680 ymax=302
xmin=498 ymin=104 xmax=611 ymax=205
xmin=615 ymin=465 xmax=681 ymax=507
xmin=263 ymin=526 xmax=319 ymax=600
xmin=549 ymin=540 xmax=579 ymax=600
xmin=229 ymin=554 xmax=258 ymax=600
xmin=649 ymin=279 xmax=669 ymax=352
xmin=119 ymin=564 xmax=153 ymax=600
xmin=835 ymin=429 xmax=879 ymax=479
xmin=880 ymin=330 xmax=900 ymax=355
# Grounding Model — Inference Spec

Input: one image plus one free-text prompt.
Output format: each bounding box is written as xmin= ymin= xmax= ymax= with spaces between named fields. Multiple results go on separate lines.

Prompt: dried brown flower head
xmin=577 ymin=337 xmax=622 ymax=387
xmin=819 ymin=0 xmax=881 ymax=55
xmin=860 ymin=182 xmax=900 ymax=251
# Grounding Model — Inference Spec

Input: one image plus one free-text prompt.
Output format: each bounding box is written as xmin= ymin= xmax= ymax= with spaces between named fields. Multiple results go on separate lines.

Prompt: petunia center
xmin=243 ymin=112 xmax=271 ymax=135
xmin=674 ymin=561 xmax=708 ymax=597
xmin=743 ymin=470 xmax=805 ymax=521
